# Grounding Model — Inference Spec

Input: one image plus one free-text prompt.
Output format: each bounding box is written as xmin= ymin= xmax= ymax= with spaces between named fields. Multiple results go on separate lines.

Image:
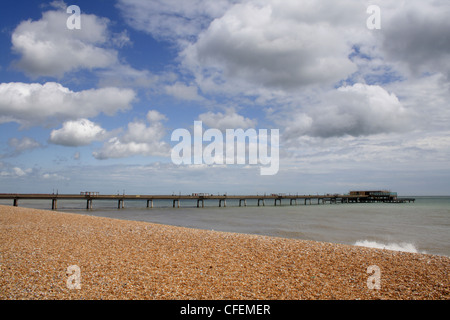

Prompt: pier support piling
xmin=197 ymin=199 xmax=204 ymax=208
xmin=13 ymin=198 xmax=18 ymax=207
xmin=52 ymin=199 xmax=57 ymax=210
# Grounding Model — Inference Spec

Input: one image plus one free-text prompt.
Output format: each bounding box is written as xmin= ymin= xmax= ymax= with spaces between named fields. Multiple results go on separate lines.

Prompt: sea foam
xmin=354 ymin=240 xmax=425 ymax=254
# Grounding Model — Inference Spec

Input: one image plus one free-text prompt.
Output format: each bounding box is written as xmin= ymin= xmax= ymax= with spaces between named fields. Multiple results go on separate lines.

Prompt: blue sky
xmin=1 ymin=0 xmax=450 ymax=196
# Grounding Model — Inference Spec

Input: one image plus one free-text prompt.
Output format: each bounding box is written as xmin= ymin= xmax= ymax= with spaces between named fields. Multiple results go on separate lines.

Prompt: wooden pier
xmin=0 ymin=192 xmax=415 ymax=210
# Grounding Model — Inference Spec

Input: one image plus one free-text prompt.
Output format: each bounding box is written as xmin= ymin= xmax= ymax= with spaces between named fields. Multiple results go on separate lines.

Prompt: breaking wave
xmin=354 ymin=240 xmax=425 ymax=254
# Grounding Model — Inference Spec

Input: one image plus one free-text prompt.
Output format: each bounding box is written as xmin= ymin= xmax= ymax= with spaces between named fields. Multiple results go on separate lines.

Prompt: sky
xmin=0 ymin=0 xmax=449 ymax=196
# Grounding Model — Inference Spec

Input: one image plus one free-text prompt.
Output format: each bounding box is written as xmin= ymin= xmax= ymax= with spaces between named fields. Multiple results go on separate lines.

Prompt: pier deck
xmin=0 ymin=193 xmax=415 ymax=210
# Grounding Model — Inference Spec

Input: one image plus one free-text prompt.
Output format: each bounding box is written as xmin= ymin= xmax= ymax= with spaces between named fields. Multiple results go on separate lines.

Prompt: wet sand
xmin=0 ymin=205 xmax=448 ymax=300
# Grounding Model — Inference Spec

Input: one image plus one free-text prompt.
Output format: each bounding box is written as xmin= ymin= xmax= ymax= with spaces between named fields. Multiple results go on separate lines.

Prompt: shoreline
xmin=1 ymin=205 xmax=449 ymax=300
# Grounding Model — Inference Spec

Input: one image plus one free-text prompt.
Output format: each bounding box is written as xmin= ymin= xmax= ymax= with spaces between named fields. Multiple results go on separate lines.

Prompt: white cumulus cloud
xmin=181 ymin=0 xmax=364 ymax=94
xmin=283 ymin=83 xmax=413 ymax=140
xmin=11 ymin=7 xmax=121 ymax=78
xmin=49 ymin=119 xmax=107 ymax=147
xmin=198 ymin=109 xmax=256 ymax=131
xmin=93 ymin=110 xmax=170 ymax=159
xmin=0 ymin=82 xmax=135 ymax=127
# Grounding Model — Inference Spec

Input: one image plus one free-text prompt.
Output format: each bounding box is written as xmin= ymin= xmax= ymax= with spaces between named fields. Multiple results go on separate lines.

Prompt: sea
xmin=2 ymin=196 xmax=449 ymax=257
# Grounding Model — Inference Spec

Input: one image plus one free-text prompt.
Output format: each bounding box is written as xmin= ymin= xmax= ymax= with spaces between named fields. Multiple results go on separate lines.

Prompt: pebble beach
xmin=0 ymin=205 xmax=449 ymax=300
